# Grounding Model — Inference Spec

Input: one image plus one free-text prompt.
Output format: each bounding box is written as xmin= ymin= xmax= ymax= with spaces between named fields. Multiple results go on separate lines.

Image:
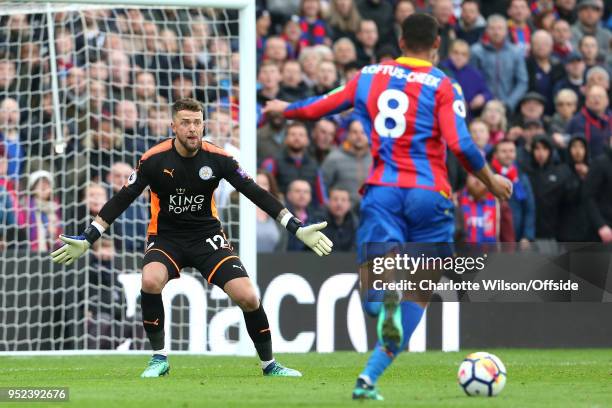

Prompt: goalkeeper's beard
xmin=177 ymin=134 xmax=201 ymax=153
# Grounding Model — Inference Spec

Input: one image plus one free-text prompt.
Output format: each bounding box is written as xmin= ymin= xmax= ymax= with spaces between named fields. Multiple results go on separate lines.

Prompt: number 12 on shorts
xmin=206 ymin=234 xmax=229 ymax=250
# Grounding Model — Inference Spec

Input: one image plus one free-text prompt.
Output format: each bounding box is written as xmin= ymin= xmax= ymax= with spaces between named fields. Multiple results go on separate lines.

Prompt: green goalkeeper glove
xmin=50 ymin=223 xmax=104 ymax=265
xmin=296 ymin=222 xmax=334 ymax=256
xmin=51 ymin=235 xmax=90 ymax=265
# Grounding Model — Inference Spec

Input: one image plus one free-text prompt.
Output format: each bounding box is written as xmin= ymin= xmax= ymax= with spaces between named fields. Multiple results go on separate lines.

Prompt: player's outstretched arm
xmin=52 ymin=164 xmax=149 ymax=265
xmin=224 ymin=160 xmax=333 ymax=256
xmin=277 ymin=209 xmax=333 ymax=256
xmin=263 ymin=73 xmax=360 ymax=120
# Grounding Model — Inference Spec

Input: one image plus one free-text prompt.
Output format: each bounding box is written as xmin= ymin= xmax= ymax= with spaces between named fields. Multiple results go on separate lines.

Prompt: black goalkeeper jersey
xmin=98 ymin=138 xmax=284 ymax=237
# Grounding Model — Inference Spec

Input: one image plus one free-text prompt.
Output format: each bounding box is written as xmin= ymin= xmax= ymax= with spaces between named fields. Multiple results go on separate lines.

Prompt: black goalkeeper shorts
xmin=142 ymin=231 xmax=248 ymax=288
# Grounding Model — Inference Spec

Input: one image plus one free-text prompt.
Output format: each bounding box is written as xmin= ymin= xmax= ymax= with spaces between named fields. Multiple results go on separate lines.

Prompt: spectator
xmin=552 ymin=52 xmax=586 ymax=99
xmin=529 ymin=0 xmax=555 ymax=16
xmin=256 ymin=170 xmax=287 ymax=252
xmin=208 ymin=107 xmax=241 ymax=211
xmin=74 ymin=182 xmax=107 ymax=233
xmin=88 ymin=60 xmax=109 ymax=83
xmin=585 ymin=133 xmax=612 ymax=242
xmin=264 ymin=36 xmax=289 ymax=67
xmin=570 ymin=0 xmax=611 ymax=57
xmin=257 ymin=61 xmax=282 ymax=107
xmin=333 ymin=38 xmax=358 ymax=74
xmin=0 ymin=98 xmax=24 ymax=181
xmin=507 ymin=0 xmax=535 ymax=56
xmin=534 ymin=9 xmax=557 ymax=31
xmin=555 ymin=0 xmax=578 ymax=25
xmin=282 ymin=16 xmax=303 ymax=60
xmin=566 ymin=85 xmax=610 ymax=158
xmin=277 ymin=60 xmax=311 ymax=103
xmin=458 ymin=173 xmax=515 ymax=243
xmin=114 ymin=100 xmax=143 ymax=165
xmin=299 ymin=46 xmax=324 ymax=87
xmin=526 ymin=30 xmax=565 ymax=114
xmin=171 ymin=74 xmax=196 ymax=102
xmin=321 ymin=119 xmax=372 ymax=207
xmin=512 ymin=91 xmax=549 ymax=129
xmin=327 ymin=0 xmax=362 ymax=43
xmin=551 ymin=18 xmax=574 ymax=60
xmin=393 ymin=0 xmax=416 ymax=46
xmin=313 ymin=60 xmax=339 ymax=95
xmin=106 ymin=162 xmax=147 ymax=252
xmin=0 ymin=144 xmax=19 ymax=249
xmin=558 ymin=135 xmax=595 ymax=241
xmin=258 ymin=112 xmax=287 ymax=165
xmin=134 ymin=72 xmax=163 ymax=124
xmin=133 ymin=20 xmax=166 ymax=70
xmin=344 ymin=60 xmax=362 ymax=82
xmin=284 ymin=179 xmax=324 ymax=250
xmin=354 ymin=19 xmax=379 ymax=66
xmin=577 ymin=34 xmax=604 ymax=71
xmin=550 ymin=89 xmax=580 ymax=149
xmin=323 ymin=188 xmax=357 ymax=250
xmin=439 ymin=39 xmax=492 ymax=118
xmin=298 ymin=0 xmax=330 ymax=47
xmin=207 ymin=107 xmax=235 ymax=152
xmin=469 ymin=118 xmax=491 ymax=156
xmin=63 ymin=67 xmax=89 ymax=136
xmin=261 ymin=121 xmax=326 ymax=205
xmin=584 ymin=66 xmax=611 ymax=103
xmin=256 ymin=10 xmax=272 ymax=65
xmin=107 ymin=50 xmax=134 ymax=101
xmin=471 ymin=14 xmax=528 ymax=112
xmin=55 ymin=28 xmax=76 ymax=78
xmin=432 ymin=0 xmax=457 ymax=59
xmin=0 ymin=61 xmax=18 ymax=101
xmin=491 ymin=139 xmax=536 ymax=243
xmin=83 ymin=118 xmax=123 ymax=182
xmin=455 ymin=0 xmax=486 ymax=46
xmin=310 ymin=118 xmax=337 ymax=164
xmin=19 ymin=170 xmax=62 ymax=252
xmin=526 ymin=135 xmax=570 ymax=239
xmin=356 ymin=0 xmax=395 ymax=46
xmin=514 ymin=118 xmax=550 ymax=170
xmin=159 ymin=28 xmax=179 ymax=55
xmin=481 ymin=99 xmax=508 ymax=145
xmin=143 ymin=105 xmax=171 ymax=144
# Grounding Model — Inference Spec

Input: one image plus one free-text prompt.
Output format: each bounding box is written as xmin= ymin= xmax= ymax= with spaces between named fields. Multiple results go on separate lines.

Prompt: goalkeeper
xmin=51 ymin=98 xmax=333 ymax=378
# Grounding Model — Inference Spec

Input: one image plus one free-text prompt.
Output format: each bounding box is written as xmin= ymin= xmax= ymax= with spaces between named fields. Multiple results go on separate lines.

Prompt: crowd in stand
xmin=0 ymin=0 xmax=610 ymax=259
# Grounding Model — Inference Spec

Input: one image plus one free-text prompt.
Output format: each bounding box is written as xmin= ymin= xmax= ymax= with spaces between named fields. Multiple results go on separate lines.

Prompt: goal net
xmin=0 ymin=1 xmax=256 ymax=353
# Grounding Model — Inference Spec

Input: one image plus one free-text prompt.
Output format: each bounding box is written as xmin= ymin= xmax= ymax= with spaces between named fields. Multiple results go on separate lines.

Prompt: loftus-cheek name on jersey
xmin=360 ymin=65 xmax=441 ymax=87
xmin=168 ymin=194 xmax=207 ymax=214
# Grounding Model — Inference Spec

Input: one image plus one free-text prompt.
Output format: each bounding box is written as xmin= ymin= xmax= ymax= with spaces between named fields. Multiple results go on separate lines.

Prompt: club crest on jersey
xmin=199 ymin=166 xmax=214 ymax=180
xmin=127 ymin=171 xmax=137 ymax=185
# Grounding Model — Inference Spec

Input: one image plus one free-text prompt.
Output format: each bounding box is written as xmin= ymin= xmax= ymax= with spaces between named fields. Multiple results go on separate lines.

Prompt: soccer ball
xmin=457 ymin=352 xmax=506 ymax=397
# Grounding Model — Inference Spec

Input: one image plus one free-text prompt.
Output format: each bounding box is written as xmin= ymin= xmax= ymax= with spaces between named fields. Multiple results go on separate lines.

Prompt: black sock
xmin=243 ymin=304 xmax=273 ymax=362
xmin=140 ymin=290 xmax=165 ymax=351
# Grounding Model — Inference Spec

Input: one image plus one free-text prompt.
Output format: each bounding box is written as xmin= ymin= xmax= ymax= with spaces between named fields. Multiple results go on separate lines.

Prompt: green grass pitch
xmin=1 ymin=350 xmax=611 ymax=407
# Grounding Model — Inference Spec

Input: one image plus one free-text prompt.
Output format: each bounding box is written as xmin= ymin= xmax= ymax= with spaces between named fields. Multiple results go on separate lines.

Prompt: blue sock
xmin=152 ymin=354 xmax=167 ymax=361
xmin=362 ymin=289 xmax=384 ymax=317
xmin=360 ymin=343 xmax=393 ymax=384
xmin=359 ymin=301 xmax=425 ymax=385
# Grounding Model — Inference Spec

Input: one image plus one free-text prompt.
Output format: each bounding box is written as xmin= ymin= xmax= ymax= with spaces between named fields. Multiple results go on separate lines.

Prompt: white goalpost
xmin=0 ymin=0 xmax=256 ymax=355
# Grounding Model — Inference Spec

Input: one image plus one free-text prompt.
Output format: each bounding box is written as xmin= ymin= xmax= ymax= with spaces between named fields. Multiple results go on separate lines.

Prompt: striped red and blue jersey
xmin=460 ymin=190 xmax=499 ymax=243
xmin=283 ymin=57 xmax=485 ymax=196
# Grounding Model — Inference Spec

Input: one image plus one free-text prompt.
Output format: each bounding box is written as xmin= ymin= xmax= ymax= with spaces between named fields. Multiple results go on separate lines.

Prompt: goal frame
xmin=3 ymin=0 xmax=257 ymax=356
